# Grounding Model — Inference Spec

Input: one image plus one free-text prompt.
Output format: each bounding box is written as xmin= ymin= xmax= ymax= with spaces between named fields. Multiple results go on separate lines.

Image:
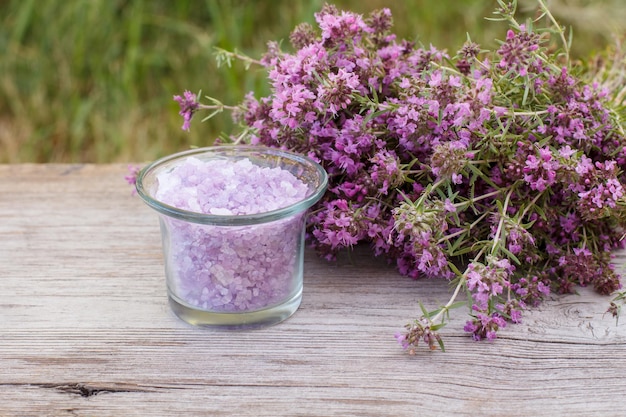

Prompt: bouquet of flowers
xmin=169 ymin=0 xmax=626 ymax=352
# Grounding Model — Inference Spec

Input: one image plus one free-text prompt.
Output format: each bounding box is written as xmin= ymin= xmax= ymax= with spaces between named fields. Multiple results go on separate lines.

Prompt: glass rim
xmin=135 ymin=145 xmax=328 ymax=225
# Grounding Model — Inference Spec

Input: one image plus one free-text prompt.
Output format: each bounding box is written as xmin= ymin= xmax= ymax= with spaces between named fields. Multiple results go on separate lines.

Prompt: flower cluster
xmin=173 ymin=0 xmax=626 ymax=351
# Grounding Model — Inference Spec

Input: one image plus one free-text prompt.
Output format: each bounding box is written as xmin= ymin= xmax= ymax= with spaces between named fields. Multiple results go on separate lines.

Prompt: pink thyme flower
xmin=124 ymin=165 xmax=141 ymax=186
xmin=173 ymin=3 xmax=626 ymax=352
xmin=173 ymin=90 xmax=199 ymax=131
xmin=124 ymin=165 xmax=142 ymax=195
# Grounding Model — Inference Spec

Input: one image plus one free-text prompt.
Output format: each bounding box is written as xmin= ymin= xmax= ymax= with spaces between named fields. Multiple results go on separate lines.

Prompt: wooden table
xmin=2 ymin=164 xmax=626 ymax=416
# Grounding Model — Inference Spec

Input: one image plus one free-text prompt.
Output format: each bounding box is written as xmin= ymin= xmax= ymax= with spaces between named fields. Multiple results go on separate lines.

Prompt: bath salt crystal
xmin=154 ymin=156 xmax=310 ymax=312
xmin=155 ymin=156 xmax=309 ymax=215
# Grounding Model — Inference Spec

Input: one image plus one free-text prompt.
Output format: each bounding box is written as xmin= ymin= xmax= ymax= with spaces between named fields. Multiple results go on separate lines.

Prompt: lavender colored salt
xmin=155 ymin=156 xmax=309 ymax=313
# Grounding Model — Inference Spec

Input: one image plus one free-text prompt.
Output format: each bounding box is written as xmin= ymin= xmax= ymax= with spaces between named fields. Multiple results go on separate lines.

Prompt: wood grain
xmin=1 ymin=164 xmax=626 ymax=416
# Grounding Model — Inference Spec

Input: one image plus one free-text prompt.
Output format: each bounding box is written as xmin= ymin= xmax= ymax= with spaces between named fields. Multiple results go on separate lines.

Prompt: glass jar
xmin=136 ymin=146 xmax=328 ymax=329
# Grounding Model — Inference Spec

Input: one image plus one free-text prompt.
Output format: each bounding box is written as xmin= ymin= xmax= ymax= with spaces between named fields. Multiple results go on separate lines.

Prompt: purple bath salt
xmin=154 ymin=156 xmax=310 ymax=312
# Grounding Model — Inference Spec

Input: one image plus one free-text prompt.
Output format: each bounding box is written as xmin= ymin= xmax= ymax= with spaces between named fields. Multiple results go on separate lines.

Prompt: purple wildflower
xmin=396 ymin=318 xmax=443 ymax=353
xmin=289 ymin=23 xmax=317 ymax=50
xmin=497 ymin=27 xmax=541 ymax=76
xmin=464 ymin=312 xmax=507 ymax=341
xmin=124 ymin=165 xmax=141 ymax=195
xmin=522 ymin=146 xmax=560 ymax=192
xmin=315 ymin=6 xmax=371 ymax=46
xmin=124 ymin=165 xmax=141 ymax=186
xmin=176 ymin=3 xmax=626 ymax=352
xmin=430 ymin=140 xmax=471 ymax=184
xmin=173 ymin=90 xmax=199 ymax=131
xmin=315 ymin=69 xmax=361 ymax=115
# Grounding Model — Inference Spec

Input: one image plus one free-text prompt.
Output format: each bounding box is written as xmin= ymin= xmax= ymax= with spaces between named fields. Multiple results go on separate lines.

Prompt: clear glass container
xmin=136 ymin=146 xmax=328 ymax=329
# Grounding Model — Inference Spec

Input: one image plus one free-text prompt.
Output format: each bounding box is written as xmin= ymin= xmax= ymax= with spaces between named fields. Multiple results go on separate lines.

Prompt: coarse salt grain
xmin=155 ymin=156 xmax=310 ymax=312
xmin=156 ymin=157 xmax=309 ymax=215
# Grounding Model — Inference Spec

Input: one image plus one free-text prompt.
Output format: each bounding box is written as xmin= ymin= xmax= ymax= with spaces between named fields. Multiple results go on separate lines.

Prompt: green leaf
xmin=437 ymin=338 xmax=446 ymax=352
xmin=500 ymin=246 xmax=521 ymax=265
xmin=447 ymin=301 xmax=468 ymax=310
xmin=447 ymin=261 xmax=464 ymax=277
xmin=522 ymin=83 xmax=530 ymax=107
xmin=201 ymin=109 xmax=224 ymax=122
xmin=449 ymin=233 xmax=468 ymax=253
xmin=467 ymin=164 xmax=499 ymax=189
xmin=418 ymin=301 xmax=430 ymax=318
xmin=430 ymin=323 xmax=446 ymax=331
xmin=533 ymin=204 xmax=548 ymax=221
xmin=426 ymin=307 xmax=443 ymax=319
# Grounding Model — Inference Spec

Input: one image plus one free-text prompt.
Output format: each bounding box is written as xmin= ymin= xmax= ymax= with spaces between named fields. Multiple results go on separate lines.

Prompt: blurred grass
xmin=0 ymin=0 xmax=624 ymax=163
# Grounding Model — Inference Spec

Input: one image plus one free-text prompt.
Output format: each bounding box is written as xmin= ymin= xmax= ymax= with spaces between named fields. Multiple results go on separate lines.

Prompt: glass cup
xmin=136 ymin=145 xmax=328 ymax=329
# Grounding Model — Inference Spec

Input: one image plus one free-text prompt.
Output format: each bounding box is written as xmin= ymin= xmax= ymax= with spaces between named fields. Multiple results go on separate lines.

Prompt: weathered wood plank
xmin=1 ymin=164 xmax=626 ymax=416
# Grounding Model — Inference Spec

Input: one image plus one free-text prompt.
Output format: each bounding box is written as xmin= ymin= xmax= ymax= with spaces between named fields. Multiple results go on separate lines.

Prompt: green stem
xmin=454 ymin=189 xmax=503 ymax=209
xmin=430 ymin=277 xmax=465 ymax=324
xmin=536 ymin=0 xmax=570 ymax=65
xmin=519 ymin=191 xmax=544 ymax=220
xmin=198 ymin=103 xmax=238 ymax=112
xmin=511 ymin=110 xmax=550 ymax=117
xmin=214 ymin=47 xmax=264 ymax=69
xmin=438 ymin=210 xmax=490 ymax=244
xmin=429 ymin=246 xmax=486 ymax=325
xmin=491 ymin=188 xmax=513 ymax=255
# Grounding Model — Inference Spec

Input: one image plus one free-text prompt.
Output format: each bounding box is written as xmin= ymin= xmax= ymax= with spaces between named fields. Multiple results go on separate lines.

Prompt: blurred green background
xmin=1 ymin=0 xmax=624 ymax=163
